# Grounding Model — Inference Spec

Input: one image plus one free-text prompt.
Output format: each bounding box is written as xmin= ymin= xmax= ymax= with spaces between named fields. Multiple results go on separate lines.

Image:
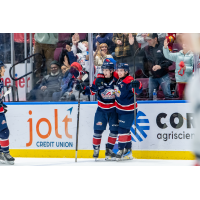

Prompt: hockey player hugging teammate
xmin=115 ymin=63 xmax=142 ymax=161
xmin=76 ymin=60 xmax=119 ymax=160
xmin=0 ymin=61 xmax=15 ymax=165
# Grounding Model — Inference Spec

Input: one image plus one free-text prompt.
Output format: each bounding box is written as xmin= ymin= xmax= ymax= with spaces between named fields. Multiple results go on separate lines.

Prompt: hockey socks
xmin=107 ymin=131 xmax=118 ymax=149
xmin=118 ymin=127 xmax=131 ymax=150
xmin=93 ymin=130 xmax=103 ymax=150
xmin=0 ymin=139 xmax=9 ymax=153
xmin=124 ymin=132 xmax=132 ymax=149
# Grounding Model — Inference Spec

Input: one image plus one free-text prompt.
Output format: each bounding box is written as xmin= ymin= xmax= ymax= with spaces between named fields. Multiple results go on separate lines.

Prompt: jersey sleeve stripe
xmin=98 ymin=101 xmax=115 ymax=109
xmin=115 ymin=100 xmax=137 ymax=111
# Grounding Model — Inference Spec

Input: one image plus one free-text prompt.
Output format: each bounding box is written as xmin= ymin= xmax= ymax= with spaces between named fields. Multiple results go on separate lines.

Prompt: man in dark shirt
xmin=28 ymin=61 xmax=62 ymax=101
xmin=38 ymin=60 xmax=62 ymax=101
xmin=140 ymin=33 xmax=173 ymax=99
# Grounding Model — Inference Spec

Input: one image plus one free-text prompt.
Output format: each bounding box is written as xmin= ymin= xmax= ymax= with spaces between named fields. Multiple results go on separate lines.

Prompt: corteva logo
xmin=131 ymin=111 xmax=150 ymax=142
xmin=156 ymin=112 xmax=195 ymax=141
xmin=26 ymin=108 xmax=73 ymax=147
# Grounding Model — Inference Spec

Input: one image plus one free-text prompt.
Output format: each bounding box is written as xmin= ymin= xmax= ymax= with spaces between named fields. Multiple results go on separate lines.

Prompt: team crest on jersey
xmin=2 ymin=120 xmax=6 ymax=125
xmin=96 ymin=122 xmax=102 ymax=126
xmin=114 ymin=86 xmax=121 ymax=97
xmin=101 ymin=89 xmax=115 ymax=99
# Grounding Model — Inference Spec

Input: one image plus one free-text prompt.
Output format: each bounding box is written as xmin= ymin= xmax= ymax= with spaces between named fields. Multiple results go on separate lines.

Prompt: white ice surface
xmin=0 ymin=158 xmax=195 ymax=166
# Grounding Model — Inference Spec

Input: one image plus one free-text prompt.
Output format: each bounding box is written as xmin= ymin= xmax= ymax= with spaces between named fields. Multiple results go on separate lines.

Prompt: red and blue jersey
xmin=84 ymin=72 xmax=119 ymax=113
xmin=114 ymin=75 xmax=142 ymax=114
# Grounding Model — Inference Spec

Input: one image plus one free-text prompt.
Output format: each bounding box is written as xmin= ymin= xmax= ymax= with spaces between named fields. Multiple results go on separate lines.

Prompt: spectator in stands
xmin=71 ymin=33 xmax=90 ymax=72
xmin=93 ymin=42 xmax=113 ymax=74
xmin=112 ymin=33 xmax=135 ymax=62
xmin=136 ymin=33 xmax=166 ymax=49
xmin=58 ymin=41 xmax=77 ymax=67
xmin=28 ymin=60 xmax=62 ymax=101
xmin=59 ymin=62 xmax=88 ymax=101
xmin=93 ymin=33 xmax=115 ymax=54
xmin=139 ymin=33 xmax=173 ymax=99
xmin=34 ymin=33 xmax=58 ymax=78
xmin=163 ymin=39 xmax=194 ymax=99
xmin=52 ymin=64 xmax=73 ymax=101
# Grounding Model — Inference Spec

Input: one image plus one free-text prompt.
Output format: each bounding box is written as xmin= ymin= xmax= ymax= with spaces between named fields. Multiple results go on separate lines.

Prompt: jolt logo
xmin=26 ymin=109 xmax=72 ymax=147
xmin=130 ymin=110 xmax=150 ymax=142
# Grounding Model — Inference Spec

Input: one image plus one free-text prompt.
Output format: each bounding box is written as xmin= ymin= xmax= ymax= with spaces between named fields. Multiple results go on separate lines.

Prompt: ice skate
xmin=93 ymin=149 xmax=100 ymax=161
xmin=123 ymin=148 xmax=133 ymax=160
xmin=116 ymin=150 xmax=124 ymax=161
xmin=3 ymin=152 xmax=15 ymax=165
xmin=0 ymin=152 xmax=5 ymax=164
xmin=105 ymin=148 xmax=116 ymax=161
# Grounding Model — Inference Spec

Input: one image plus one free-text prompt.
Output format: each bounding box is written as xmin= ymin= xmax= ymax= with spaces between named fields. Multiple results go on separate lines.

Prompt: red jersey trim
xmin=93 ymin=78 xmax=96 ymax=85
xmin=115 ymin=100 xmax=137 ymax=111
xmin=113 ymin=71 xmax=119 ymax=79
xmin=0 ymin=107 xmax=4 ymax=113
xmin=98 ymin=101 xmax=115 ymax=109
xmin=90 ymin=89 xmax=96 ymax=95
xmin=139 ymin=81 xmax=142 ymax=89
xmin=122 ymin=75 xmax=134 ymax=84
xmin=97 ymin=74 xmax=105 ymax=79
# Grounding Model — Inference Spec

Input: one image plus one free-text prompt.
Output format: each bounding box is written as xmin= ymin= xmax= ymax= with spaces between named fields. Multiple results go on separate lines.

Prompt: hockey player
xmin=76 ymin=60 xmax=119 ymax=160
xmin=114 ymin=63 xmax=142 ymax=161
xmin=0 ymin=61 xmax=15 ymax=165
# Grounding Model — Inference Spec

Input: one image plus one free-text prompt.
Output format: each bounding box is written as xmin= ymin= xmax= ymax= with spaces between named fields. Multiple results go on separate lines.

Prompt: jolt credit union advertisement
xmin=7 ymin=104 xmax=78 ymax=150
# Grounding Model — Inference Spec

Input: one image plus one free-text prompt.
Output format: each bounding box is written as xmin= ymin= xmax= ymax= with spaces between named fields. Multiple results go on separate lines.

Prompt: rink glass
xmin=0 ymin=33 xmax=189 ymax=102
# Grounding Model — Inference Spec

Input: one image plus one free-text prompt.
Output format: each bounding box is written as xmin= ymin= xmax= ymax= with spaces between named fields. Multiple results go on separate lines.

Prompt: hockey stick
xmin=75 ymin=73 xmax=88 ymax=162
xmin=3 ymin=87 xmax=11 ymax=97
xmin=133 ymin=44 xmax=141 ymax=135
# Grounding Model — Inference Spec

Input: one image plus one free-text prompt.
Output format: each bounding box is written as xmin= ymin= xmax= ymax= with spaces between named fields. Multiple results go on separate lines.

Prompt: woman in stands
xmin=163 ymin=38 xmax=194 ymax=100
xmin=93 ymin=42 xmax=113 ymax=75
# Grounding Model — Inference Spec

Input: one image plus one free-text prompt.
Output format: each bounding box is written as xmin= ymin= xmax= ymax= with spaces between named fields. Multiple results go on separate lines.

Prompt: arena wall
xmin=7 ymin=101 xmax=195 ymax=160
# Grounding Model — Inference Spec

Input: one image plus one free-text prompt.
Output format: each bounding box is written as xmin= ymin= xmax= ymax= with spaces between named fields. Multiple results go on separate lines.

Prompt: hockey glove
xmin=131 ymin=80 xmax=140 ymax=89
xmin=75 ymin=83 xmax=86 ymax=93
xmin=95 ymin=74 xmax=105 ymax=88
xmin=69 ymin=67 xmax=79 ymax=78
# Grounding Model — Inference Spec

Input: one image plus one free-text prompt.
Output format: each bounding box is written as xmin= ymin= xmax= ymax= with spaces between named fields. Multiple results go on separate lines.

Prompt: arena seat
xmin=136 ymin=78 xmax=149 ymax=100
xmin=172 ymin=43 xmax=182 ymax=52
xmin=54 ymin=48 xmax=62 ymax=61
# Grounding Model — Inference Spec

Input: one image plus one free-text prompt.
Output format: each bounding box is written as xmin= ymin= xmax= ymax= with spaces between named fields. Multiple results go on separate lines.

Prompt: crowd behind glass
xmin=0 ymin=33 xmax=194 ymax=102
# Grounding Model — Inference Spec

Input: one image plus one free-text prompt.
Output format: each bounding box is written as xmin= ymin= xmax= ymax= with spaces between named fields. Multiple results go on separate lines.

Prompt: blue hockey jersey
xmin=84 ymin=72 xmax=119 ymax=113
xmin=114 ymin=75 xmax=142 ymax=114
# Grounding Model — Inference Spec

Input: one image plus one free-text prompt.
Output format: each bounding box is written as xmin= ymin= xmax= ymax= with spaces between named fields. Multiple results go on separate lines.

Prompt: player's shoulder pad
xmin=113 ymin=71 xmax=119 ymax=79
xmin=122 ymin=75 xmax=134 ymax=84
